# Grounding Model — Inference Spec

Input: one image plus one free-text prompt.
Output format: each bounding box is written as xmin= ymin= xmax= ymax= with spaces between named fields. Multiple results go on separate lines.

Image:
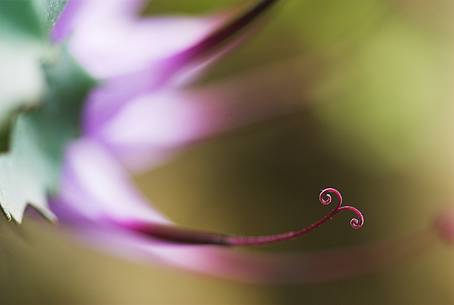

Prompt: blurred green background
xmin=2 ymin=0 xmax=454 ymax=304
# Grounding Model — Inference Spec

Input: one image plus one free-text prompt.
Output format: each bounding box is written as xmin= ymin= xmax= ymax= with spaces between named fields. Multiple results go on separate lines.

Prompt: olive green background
xmin=2 ymin=0 xmax=454 ymax=304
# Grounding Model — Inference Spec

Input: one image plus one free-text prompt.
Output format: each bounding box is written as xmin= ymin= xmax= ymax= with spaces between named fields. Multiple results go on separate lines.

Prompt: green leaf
xmin=0 ymin=1 xmax=46 ymax=42
xmin=0 ymin=48 xmax=96 ymax=221
xmin=0 ymin=0 xmax=68 ymax=41
xmin=0 ymin=0 xmax=76 ymax=221
xmin=33 ymin=0 xmax=69 ymax=33
xmin=0 ymin=0 xmax=46 ymax=150
xmin=0 ymin=40 xmax=45 ymax=151
xmin=0 ymin=0 xmax=68 ymax=152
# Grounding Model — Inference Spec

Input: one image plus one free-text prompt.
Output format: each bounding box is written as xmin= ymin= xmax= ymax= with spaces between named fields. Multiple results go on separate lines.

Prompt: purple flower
xmin=54 ymin=0 xmax=288 ymax=170
xmin=47 ymin=0 xmax=379 ymax=283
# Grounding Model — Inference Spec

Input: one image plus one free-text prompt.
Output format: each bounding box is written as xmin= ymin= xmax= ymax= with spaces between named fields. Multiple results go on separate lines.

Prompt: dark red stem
xmin=124 ymin=188 xmax=365 ymax=246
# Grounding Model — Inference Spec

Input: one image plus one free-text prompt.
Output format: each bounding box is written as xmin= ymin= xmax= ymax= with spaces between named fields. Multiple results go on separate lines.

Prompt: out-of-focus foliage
xmin=0 ymin=0 xmax=95 ymax=221
xmin=0 ymin=1 xmax=46 ymax=148
xmin=0 ymin=0 xmax=68 ymax=148
xmin=0 ymin=50 xmax=95 ymax=221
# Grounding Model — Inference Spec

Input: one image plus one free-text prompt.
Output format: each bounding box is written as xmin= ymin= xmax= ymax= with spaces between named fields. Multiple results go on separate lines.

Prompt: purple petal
xmin=54 ymin=139 xmax=168 ymax=224
xmin=129 ymin=0 xmax=279 ymax=88
xmin=52 ymin=0 xmax=144 ymax=43
xmin=70 ymin=16 xmax=222 ymax=79
xmin=53 ymin=0 xmax=224 ymax=79
xmin=54 ymin=0 xmax=276 ymax=85
xmin=87 ymin=89 xmax=282 ymax=170
xmin=163 ymin=0 xmax=278 ymax=72
xmin=87 ymin=90 xmax=227 ymax=169
xmin=85 ymin=60 xmax=309 ymax=171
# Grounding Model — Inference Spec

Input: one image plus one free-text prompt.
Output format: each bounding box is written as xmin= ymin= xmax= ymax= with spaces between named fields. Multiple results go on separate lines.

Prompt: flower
xmin=54 ymin=0 xmax=285 ymax=170
xmin=13 ymin=0 xmax=444 ymax=285
xmin=46 ymin=0 xmax=442 ymax=284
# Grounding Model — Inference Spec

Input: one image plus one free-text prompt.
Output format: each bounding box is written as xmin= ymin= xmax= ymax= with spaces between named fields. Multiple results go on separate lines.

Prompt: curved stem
xmin=124 ymin=188 xmax=365 ymax=246
xmin=224 ymin=205 xmax=341 ymax=246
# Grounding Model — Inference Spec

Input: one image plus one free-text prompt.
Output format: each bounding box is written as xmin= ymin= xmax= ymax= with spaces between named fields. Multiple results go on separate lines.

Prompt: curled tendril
xmin=319 ymin=187 xmax=343 ymax=207
xmin=319 ymin=188 xmax=365 ymax=230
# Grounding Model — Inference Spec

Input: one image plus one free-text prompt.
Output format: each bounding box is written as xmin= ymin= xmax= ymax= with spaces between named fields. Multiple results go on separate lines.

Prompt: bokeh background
xmin=2 ymin=0 xmax=454 ymax=303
